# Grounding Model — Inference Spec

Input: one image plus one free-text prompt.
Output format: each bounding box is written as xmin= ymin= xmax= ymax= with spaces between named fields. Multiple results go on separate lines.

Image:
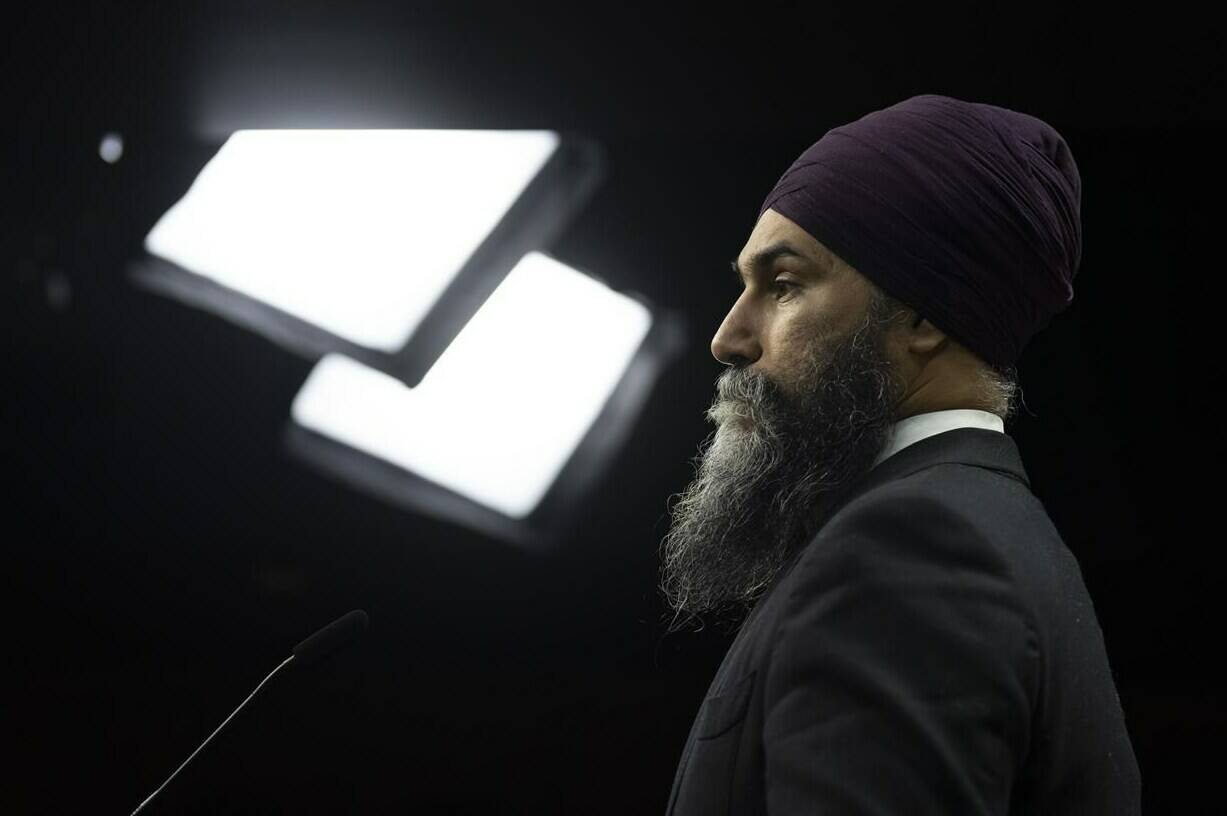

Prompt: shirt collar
xmin=872 ymin=408 xmax=1005 ymax=470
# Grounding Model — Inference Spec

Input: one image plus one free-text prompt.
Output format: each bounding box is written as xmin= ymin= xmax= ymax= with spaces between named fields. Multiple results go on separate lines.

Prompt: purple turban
xmin=758 ymin=93 xmax=1082 ymax=369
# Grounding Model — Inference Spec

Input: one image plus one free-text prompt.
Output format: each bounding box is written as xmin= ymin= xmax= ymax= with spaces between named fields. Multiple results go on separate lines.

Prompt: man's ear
xmin=905 ymin=312 xmax=948 ymax=357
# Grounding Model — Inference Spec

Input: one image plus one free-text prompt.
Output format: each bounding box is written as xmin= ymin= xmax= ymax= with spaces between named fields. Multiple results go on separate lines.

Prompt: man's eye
xmin=773 ymin=279 xmax=798 ymax=297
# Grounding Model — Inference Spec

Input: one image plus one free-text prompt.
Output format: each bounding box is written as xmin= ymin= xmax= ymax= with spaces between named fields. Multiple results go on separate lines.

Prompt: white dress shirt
xmin=871 ymin=408 xmax=1005 ymax=470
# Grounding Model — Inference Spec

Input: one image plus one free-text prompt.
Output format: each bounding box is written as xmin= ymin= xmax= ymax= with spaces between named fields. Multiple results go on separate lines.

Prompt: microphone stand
xmin=129 ymin=655 xmax=295 ymax=815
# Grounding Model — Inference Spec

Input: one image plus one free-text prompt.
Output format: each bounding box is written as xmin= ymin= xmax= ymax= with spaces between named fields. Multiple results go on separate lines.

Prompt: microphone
xmin=130 ymin=610 xmax=369 ymax=815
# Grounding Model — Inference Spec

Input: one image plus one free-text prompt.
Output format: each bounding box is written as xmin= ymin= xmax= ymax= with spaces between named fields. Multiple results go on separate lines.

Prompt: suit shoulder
xmin=808 ymin=472 xmax=1017 ymax=571
xmin=821 ymin=462 xmax=1066 ymax=569
xmin=795 ymin=465 xmax=1050 ymax=628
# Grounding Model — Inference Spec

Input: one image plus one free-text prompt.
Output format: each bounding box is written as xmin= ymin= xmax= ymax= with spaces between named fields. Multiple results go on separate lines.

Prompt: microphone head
xmin=292 ymin=609 xmax=369 ymax=667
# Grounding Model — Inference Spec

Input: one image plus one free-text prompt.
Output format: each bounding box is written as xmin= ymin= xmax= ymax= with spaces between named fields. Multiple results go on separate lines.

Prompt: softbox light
xmin=283 ymin=251 xmax=688 ymax=548
xmin=129 ymin=128 xmax=604 ymax=385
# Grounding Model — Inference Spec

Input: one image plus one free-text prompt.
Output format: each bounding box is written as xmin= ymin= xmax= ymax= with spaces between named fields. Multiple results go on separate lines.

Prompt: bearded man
xmin=659 ymin=94 xmax=1141 ymax=815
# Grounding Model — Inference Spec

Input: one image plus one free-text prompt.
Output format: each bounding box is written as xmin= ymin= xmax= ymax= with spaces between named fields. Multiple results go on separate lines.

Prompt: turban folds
xmin=758 ymin=93 xmax=1082 ymax=369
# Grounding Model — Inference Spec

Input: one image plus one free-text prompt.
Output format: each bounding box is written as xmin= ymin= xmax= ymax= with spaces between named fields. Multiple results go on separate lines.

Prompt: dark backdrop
xmin=7 ymin=3 xmax=1223 ymax=813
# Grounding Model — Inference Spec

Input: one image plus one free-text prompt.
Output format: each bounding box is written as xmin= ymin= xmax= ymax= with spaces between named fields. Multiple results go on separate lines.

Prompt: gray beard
xmin=658 ymin=312 xmax=905 ymax=635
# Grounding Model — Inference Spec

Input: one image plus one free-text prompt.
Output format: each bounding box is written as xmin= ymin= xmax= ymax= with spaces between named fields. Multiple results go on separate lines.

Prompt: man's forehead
xmin=740 ymin=209 xmax=837 ymax=268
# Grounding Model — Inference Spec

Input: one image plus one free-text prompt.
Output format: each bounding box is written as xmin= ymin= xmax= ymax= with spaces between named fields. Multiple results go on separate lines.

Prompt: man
xmin=659 ymin=94 xmax=1141 ymax=815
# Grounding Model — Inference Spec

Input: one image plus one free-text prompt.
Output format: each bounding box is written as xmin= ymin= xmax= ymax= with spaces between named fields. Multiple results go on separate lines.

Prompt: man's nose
xmin=710 ymin=301 xmax=761 ymax=367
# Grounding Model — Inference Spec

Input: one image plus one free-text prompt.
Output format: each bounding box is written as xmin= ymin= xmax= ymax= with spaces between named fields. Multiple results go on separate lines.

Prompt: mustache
xmin=713 ymin=367 xmax=776 ymax=409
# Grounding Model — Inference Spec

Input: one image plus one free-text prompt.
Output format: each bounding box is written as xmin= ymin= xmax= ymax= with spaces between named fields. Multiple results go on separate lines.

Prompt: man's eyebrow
xmin=731 ymin=242 xmax=812 ymax=287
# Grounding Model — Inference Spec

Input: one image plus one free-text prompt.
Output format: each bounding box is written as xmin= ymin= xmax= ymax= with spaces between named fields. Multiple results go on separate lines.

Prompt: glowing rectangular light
xmin=290 ymin=251 xmax=652 ymax=519
xmin=144 ymin=129 xmax=559 ymax=351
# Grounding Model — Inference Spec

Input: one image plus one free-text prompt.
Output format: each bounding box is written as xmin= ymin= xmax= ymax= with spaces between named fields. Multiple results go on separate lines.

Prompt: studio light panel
xmin=143 ymin=129 xmax=560 ymax=351
xmin=290 ymin=251 xmax=653 ymax=519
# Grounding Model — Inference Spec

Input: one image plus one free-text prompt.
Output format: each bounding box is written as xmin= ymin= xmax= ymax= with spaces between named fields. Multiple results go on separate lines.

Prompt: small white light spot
xmin=99 ymin=132 xmax=124 ymax=164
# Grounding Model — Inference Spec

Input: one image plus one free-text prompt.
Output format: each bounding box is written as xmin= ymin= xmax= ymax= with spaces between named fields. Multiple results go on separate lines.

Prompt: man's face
xmin=659 ymin=208 xmax=909 ymax=633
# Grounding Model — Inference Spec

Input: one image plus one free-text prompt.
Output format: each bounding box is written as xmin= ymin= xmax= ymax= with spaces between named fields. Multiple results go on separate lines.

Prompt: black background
xmin=6 ymin=2 xmax=1223 ymax=813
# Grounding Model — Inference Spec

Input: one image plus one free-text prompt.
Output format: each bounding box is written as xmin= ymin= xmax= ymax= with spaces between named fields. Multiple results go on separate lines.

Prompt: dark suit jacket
xmin=665 ymin=428 xmax=1141 ymax=815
